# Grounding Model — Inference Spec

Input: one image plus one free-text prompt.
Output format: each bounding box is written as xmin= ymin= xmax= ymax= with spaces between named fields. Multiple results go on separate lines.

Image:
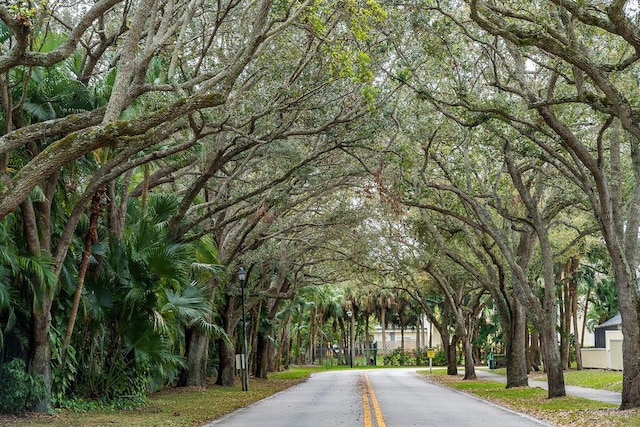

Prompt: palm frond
xmin=162 ymin=283 xmax=212 ymax=322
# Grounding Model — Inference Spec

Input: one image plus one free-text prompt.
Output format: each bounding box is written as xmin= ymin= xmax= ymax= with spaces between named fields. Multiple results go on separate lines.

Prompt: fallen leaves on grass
xmin=0 ymin=377 xmax=306 ymax=427
xmin=425 ymin=373 xmax=640 ymax=427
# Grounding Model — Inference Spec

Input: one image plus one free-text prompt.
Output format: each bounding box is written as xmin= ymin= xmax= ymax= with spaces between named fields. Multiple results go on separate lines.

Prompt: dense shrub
xmin=383 ymin=348 xmax=416 ymax=366
xmin=414 ymin=346 xmax=448 ymax=366
xmin=0 ymin=359 xmax=47 ymax=414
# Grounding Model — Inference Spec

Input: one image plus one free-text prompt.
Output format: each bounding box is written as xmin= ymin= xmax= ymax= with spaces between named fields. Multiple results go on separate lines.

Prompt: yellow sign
xmin=427 ymin=349 xmax=435 ymax=358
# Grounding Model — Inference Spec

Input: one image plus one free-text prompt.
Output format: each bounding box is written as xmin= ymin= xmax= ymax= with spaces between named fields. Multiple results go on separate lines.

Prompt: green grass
xmin=0 ymin=369 xmax=315 ymax=427
xmin=484 ymin=367 xmax=623 ymax=392
xmin=562 ymin=370 xmax=623 ymax=392
xmin=424 ymin=371 xmax=640 ymax=427
xmin=269 ymin=366 xmax=325 ymax=379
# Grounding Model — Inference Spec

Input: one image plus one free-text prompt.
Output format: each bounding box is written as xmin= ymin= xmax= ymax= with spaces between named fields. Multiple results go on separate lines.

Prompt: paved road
xmin=202 ymin=368 xmax=553 ymax=427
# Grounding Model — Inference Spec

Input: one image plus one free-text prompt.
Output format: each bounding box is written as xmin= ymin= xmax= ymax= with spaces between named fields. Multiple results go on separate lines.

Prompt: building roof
xmin=595 ymin=313 xmax=621 ymax=328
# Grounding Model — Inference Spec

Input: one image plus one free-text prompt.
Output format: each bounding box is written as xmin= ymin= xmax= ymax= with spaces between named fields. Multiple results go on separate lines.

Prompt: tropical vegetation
xmin=0 ymin=0 xmax=639 ymax=417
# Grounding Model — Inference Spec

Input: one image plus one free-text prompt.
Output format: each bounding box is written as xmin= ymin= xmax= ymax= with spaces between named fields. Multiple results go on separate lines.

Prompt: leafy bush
xmin=415 ymin=346 xmax=447 ymax=366
xmin=0 ymin=358 xmax=47 ymax=414
xmin=383 ymin=348 xmax=416 ymax=366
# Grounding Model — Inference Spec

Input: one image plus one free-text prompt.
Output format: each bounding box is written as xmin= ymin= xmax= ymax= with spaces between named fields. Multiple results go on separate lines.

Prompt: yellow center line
xmin=361 ymin=373 xmax=386 ymax=427
xmin=364 ymin=374 xmax=386 ymax=427
xmin=361 ymin=379 xmax=372 ymax=427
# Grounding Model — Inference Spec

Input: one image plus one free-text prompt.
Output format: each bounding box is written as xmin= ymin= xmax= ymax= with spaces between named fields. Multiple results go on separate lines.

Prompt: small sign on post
xmin=427 ymin=348 xmax=435 ymax=373
xmin=235 ymin=353 xmax=246 ymax=370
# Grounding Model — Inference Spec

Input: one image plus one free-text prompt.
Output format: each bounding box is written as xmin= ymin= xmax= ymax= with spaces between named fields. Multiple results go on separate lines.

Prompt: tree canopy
xmin=1 ymin=0 xmax=639 ymax=414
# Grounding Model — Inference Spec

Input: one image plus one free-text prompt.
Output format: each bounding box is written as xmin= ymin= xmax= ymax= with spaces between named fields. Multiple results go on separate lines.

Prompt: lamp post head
xmin=238 ymin=267 xmax=247 ymax=283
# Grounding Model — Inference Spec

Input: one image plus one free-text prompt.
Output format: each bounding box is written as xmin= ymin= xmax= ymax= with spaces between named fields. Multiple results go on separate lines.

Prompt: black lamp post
xmin=346 ymin=309 xmax=353 ymax=368
xmin=238 ymin=267 xmax=249 ymax=391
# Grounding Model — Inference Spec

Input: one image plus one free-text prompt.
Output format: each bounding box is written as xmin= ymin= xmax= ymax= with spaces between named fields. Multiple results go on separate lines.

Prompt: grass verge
xmin=485 ymin=368 xmax=623 ymax=392
xmin=0 ymin=367 xmax=325 ymax=427
xmin=422 ymin=372 xmax=640 ymax=427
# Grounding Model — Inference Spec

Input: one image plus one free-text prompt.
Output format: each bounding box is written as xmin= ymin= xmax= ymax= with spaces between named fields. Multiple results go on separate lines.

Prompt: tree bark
xmin=539 ymin=321 xmax=566 ymax=397
xmin=462 ymin=316 xmax=476 ymax=380
xmin=216 ymin=299 xmax=238 ymax=387
xmin=215 ymin=336 xmax=237 ymax=387
xmin=29 ymin=306 xmax=52 ymax=412
xmin=62 ymin=185 xmax=106 ymax=360
xmin=530 ymin=329 xmax=541 ymax=372
xmin=446 ymin=334 xmax=459 ymax=375
xmin=504 ymin=299 xmax=528 ymax=388
xmin=179 ymin=327 xmax=209 ymax=386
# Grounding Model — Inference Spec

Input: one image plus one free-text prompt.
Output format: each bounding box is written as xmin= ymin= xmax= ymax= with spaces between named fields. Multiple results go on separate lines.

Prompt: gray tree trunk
xmin=180 ymin=328 xmax=209 ymax=386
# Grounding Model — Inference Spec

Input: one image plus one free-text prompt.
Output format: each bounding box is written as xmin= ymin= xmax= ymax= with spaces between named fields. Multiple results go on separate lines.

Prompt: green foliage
xmin=0 ymin=359 xmax=47 ymax=414
xmin=51 ymin=194 xmax=215 ymax=406
xmin=383 ymin=348 xmax=415 ymax=366
xmin=50 ymin=327 xmax=77 ymax=406
xmin=414 ymin=346 xmax=447 ymax=366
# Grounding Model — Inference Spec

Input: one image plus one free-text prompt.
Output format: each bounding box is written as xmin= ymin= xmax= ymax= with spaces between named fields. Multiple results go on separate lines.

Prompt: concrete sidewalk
xmin=476 ymin=369 xmax=622 ymax=405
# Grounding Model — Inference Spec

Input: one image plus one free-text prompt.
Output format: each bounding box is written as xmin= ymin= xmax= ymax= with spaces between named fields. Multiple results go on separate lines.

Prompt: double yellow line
xmin=360 ymin=373 xmax=386 ymax=427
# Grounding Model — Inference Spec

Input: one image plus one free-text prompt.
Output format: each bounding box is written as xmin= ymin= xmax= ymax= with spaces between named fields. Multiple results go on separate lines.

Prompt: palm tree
xmin=356 ymin=286 xmax=377 ymax=364
xmin=374 ymin=286 xmax=396 ymax=362
xmin=67 ymin=194 xmax=212 ymax=399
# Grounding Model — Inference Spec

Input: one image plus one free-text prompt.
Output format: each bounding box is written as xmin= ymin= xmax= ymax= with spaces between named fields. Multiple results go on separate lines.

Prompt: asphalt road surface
xmin=202 ymin=368 xmax=553 ymax=427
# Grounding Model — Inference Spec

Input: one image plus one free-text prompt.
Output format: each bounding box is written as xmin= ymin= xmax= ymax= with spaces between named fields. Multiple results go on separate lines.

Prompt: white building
xmin=372 ymin=315 xmax=443 ymax=355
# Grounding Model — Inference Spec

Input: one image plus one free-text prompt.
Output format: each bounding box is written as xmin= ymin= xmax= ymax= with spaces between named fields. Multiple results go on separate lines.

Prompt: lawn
xmin=423 ymin=370 xmax=639 ymax=427
xmin=485 ymin=367 xmax=622 ymax=391
xmin=0 ymin=367 xmax=323 ymax=427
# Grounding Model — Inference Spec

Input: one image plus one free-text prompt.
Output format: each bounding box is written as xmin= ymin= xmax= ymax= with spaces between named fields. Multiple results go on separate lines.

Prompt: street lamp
xmin=238 ymin=267 xmax=249 ymax=391
xmin=346 ymin=310 xmax=353 ymax=368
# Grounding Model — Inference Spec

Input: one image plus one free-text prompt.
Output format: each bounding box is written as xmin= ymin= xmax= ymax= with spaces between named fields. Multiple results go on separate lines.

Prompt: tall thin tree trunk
xmin=446 ymin=335 xmax=458 ymax=375
xmin=381 ymin=306 xmax=387 ymax=363
xmin=581 ymin=286 xmax=591 ymax=347
xmin=216 ymin=301 xmax=237 ymax=387
xmin=569 ymin=272 xmax=583 ymax=369
xmin=62 ymin=186 xmax=106 ymax=360
xmin=463 ymin=314 xmax=476 ymax=380
xmin=400 ymin=322 xmax=405 ymax=366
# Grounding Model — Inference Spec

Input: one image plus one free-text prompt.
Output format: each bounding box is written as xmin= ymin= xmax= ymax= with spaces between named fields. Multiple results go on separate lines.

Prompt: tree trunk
xmin=400 ymin=322 xmax=405 ymax=366
xmin=350 ymin=313 xmax=355 ymax=367
xmin=215 ymin=299 xmax=238 ymax=387
xmin=539 ymin=321 xmax=566 ymax=397
xmin=62 ymin=186 xmax=106 ymax=360
xmin=275 ymin=302 xmax=293 ymax=371
xmin=215 ymin=337 xmax=237 ymax=387
xmin=562 ymin=279 xmax=571 ymax=369
xmin=530 ymin=329 xmax=541 ymax=371
xmin=446 ymin=335 xmax=458 ymax=375
xmin=256 ymin=298 xmax=280 ymax=379
xmin=29 ymin=307 xmax=52 ymax=412
xmin=180 ymin=276 xmax=219 ymax=386
xmin=581 ymin=286 xmax=591 ymax=348
xmin=570 ymin=277 xmax=583 ymax=370
xmin=504 ymin=300 xmax=528 ymax=388
xmin=381 ymin=306 xmax=387 ymax=364
xmin=463 ymin=332 xmax=476 ymax=380
xmin=179 ymin=327 xmax=209 ymax=386
xmin=256 ymin=331 xmax=269 ymax=379
xmin=295 ymin=321 xmax=304 ymax=365
xmin=613 ymin=264 xmax=640 ymax=409
xmin=364 ymin=314 xmax=370 ymax=364
xmin=416 ymin=316 xmax=421 ymax=353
